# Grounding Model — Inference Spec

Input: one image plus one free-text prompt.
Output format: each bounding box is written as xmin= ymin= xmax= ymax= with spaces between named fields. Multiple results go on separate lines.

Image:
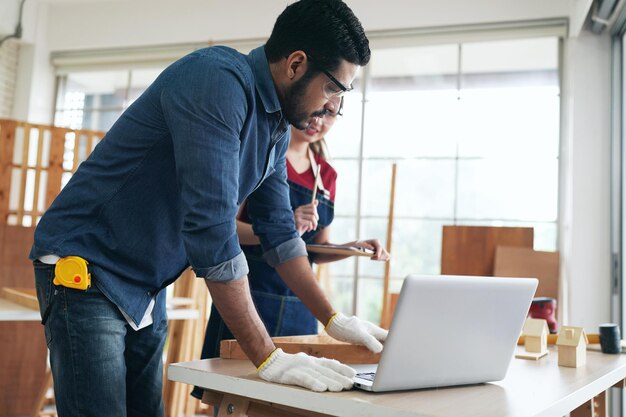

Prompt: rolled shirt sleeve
xmin=197 ymin=251 xmax=249 ymax=282
xmin=161 ymin=53 xmax=249 ymax=282
xmin=263 ymin=237 xmax=307 ymax=268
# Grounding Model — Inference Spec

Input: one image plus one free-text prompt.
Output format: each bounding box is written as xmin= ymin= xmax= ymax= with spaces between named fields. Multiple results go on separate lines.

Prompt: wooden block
xmin=202 ymin=390 xmax=223 ymax=407
xmin=216 ymin=394 xmax=249 ymax=417
xmin=220 ymin=335 xmax=380 ymax=364
xmin=380 ymin=292 xmax=399 ymax=330
xmin=515 ymin=350 xmax=548 ymax=360
xmin=46 ymin=127 xmax=67 ymax=208
xmin=494 ymin=246 xmax=559 ymax=300
xmin=167 ymin=296 xmax=195 ymax=308
xmin=2 ymin=287 xmax=38 ymax=310
xmin=441 ymin=226 xmax=533 ymax=276
xmin=518 ymin=333 xmax=599 ymax=346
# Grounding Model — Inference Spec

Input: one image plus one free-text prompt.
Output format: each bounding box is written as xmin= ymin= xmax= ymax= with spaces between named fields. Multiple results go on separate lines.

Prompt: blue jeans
xmin=34 ymin=261 xmax=168 ymax=417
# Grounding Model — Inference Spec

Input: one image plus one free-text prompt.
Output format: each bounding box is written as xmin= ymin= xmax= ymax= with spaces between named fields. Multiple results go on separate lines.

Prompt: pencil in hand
xmin=311 ymin=165 xmax=321 ymax=204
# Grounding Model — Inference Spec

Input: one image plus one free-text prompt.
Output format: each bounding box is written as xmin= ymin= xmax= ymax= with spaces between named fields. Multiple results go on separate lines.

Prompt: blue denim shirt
xmin=29 ymin=45 xmax=307 ymax=325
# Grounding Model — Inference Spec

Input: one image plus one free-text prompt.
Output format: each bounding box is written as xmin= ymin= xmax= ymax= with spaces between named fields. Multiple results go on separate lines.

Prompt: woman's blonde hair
xmin=309 ymin=138 xmax=331 ymax=161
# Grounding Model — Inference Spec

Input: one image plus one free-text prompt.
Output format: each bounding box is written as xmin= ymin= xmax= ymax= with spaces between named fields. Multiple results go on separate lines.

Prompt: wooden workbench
xmin=168 ymin=346 xmax=626 ymax=417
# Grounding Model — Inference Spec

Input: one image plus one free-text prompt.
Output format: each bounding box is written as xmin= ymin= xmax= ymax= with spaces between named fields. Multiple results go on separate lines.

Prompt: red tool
xmin=528 ymin=297 xmax=557 ymax=333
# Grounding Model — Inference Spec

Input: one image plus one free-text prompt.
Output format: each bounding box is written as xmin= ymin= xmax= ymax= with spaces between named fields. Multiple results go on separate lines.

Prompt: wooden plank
xmin=441 ymin=226 xmax=534 ymax=276
xmin=87 ymin=134 xmax=94 ymax=160
xmin=219 ymin=332 xmax=602 ymax=360
xmin=0 ymin=120 xmax=17 ymax=223
xmin=2 ymin=288 xmax=38 ymax=310
xmin=202 ymin=390 xmax=328 ymax=417
xmin=202 ymin=390 xmax=223 ymax=407
xmin=46 ymin=128 xmax=66 ymax=208
xmin=220 ymin=335 xmax=380 ymax=364
xmin=72 ymin=133 xmax=80 ymax=173
xmin=16 ymin=125 xmax=31 ymax=225
xmin=384 ymin=292 xmax=400 ymax=329
xmin=216 ymin=394 xmax=249 ymax=417
xmin=517 ymin=333 xmax=600 ymax=345
xmin=380 ymin=163 xmax=397 ymax=329
xmin=494 ymin=246 xmax=559 ymax=300
xmin=31 ymin=127 xmax=45 ymax=222
xmin=248 ymin=402 xmax=331 ymax=417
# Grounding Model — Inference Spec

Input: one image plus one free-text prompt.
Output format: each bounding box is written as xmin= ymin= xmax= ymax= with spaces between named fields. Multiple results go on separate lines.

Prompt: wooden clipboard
xmin=306 ymin=244 xmax=374 ymax=257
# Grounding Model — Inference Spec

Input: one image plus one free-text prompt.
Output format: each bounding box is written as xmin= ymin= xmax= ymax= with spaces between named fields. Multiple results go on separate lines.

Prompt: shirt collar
xmin=249 ymin=45 xmax=282 ymax=114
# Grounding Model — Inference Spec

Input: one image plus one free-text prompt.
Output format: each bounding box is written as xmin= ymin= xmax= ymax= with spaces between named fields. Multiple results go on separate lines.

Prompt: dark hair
xmin=265 ymin=0 xmax=370 ymax=71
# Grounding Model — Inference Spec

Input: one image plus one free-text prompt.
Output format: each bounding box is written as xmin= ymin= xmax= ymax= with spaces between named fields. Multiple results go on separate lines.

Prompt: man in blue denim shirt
xmin=31 ymin=1 xmax=388 ymax=416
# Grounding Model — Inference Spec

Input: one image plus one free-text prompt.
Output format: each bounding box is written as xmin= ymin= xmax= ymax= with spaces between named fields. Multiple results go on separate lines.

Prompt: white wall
xmin=0 ymin=0 xmax=22 ymax=118
xmin=14 ymin=0 xmax=583 ymax=128
xmin=570 ymin=0 xmax=595 ymax=36
xmin=12 ymin=0 xmax=55 ymax=123
xmin=43 ymin=0 xmax=575 ymax=52
xmin=0 ymin=0 xmax=21 ymax=37
xmin=561 ymin=29 xmax=613 ymax=331
xmin=0 ymin=40 xmax=19 ymax=118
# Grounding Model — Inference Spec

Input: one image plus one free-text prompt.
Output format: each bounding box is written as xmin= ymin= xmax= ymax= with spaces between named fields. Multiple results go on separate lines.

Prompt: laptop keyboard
xmin=356 ymin=372 xmax=376 ymax=382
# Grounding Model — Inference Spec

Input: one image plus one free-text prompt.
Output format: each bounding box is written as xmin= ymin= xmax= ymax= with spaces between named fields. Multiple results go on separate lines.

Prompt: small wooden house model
xmin=523 ymin=318 xmax=549 ymax=354
xmin=556 ymin=326 xmax=588 ymax=368
xmin=515 ymin=318 xmax=550 ymax=360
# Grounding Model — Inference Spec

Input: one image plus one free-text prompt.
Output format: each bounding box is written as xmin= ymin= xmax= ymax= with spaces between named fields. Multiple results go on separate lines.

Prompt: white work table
xmin=168 ymin=346 xmax=626 ymax=417
xmin=0 ymin=297 xmax=40 ymax=321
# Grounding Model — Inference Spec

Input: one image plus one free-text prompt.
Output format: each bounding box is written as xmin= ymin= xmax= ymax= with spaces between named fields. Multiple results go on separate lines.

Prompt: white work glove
xmin=325 ymin=312 xmax=388 ymax=353
xmin=257 ymin=348 xmax=355 ymax=392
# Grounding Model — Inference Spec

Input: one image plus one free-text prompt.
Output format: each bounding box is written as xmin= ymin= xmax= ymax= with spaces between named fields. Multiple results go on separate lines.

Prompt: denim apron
xmin=198 ymin=171 xmax=335 ymax=361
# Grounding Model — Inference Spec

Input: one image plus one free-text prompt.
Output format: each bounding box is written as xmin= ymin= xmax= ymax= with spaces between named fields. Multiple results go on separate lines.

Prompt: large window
xmin=52 ymin=37 xmax=561 ymax=324
xmin=55 ymin=68 xmax=162 ymax=131
xmin=325 ymin=37 xmax=560 ymax=322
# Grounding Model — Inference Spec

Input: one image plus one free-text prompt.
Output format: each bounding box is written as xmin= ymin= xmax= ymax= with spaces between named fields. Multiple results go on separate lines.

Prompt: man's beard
xmin=281 ymin=73 xmax=324 ymax=130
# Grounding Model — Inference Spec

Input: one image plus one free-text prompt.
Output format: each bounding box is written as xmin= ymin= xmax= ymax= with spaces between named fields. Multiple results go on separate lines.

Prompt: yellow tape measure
xmin=53 ymin=256 xmax=91 ymax=290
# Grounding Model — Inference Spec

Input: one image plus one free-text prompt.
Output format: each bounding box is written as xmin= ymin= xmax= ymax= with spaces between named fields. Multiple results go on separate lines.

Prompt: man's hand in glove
xmin=257 ymin=348 xmax=355 ymax=392
xmin=325 ymin=312 xmax=388 ymax=353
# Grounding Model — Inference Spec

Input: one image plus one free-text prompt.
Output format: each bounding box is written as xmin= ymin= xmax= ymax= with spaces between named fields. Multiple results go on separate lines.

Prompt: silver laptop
xmin=353 ymin=274 xmax=537 ymax=392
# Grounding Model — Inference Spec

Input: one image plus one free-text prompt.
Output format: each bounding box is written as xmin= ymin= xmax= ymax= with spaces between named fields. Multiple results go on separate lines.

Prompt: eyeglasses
xmin=307 ymin=55 xmax=354 ymax=99
xmin=317 ymin=96 xmax=344 ymax=121
xmin=332 ymin=96 xmax=344 ymax=117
